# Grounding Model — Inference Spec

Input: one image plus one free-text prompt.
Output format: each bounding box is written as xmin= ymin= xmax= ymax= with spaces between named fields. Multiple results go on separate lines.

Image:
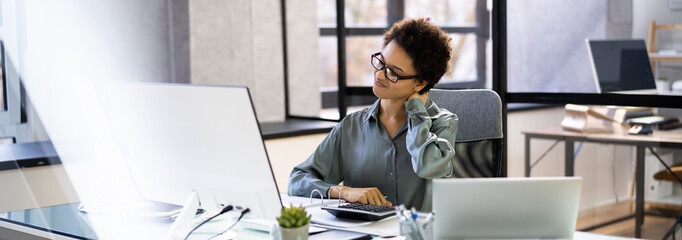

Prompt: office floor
xmin=578 ymin=200 xmax=679 ymax=239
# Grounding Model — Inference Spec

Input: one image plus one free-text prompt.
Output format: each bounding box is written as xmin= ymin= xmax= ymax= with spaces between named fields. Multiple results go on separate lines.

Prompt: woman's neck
xmin=379 ymin=98 xmax=406 ymax=120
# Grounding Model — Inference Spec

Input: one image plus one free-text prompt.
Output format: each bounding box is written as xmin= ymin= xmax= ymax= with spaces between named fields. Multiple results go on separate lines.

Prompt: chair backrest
xmin=429 ymin=89 xmax=503 ymax=177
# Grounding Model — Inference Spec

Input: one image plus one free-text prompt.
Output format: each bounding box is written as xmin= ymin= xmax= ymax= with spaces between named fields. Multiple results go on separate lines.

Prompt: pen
xmin=423 ymin=211 xmax=435 ymax=224
xmin=395 ymin=207 xmax=407 ymax=222
xmin=422 ymin=211 xmax=435 ymax=228
xmin=397 ymin=205 xmax=423 ymax=240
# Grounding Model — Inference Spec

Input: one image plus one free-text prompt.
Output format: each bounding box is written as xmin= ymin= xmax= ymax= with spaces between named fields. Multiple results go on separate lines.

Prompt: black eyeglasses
xmin=370 ymin=52 xmax=420 ymax=83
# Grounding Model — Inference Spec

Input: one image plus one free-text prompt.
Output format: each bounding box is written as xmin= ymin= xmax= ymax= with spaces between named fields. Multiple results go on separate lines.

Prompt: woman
xmin=288 ymin=18 xmax=457 ymax=211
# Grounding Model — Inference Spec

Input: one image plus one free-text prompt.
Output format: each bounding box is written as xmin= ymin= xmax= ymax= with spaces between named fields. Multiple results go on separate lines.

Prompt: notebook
xmin=433 ymin=177 xmax=582 ymax=239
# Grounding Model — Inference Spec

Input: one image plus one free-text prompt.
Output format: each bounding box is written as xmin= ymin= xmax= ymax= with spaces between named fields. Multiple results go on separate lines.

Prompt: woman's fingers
xmin=341 ymin=187 xmax=393 ymax=206
xmin=369 ymin=192 xmax=381 ymax=205
xmin=371 ymin=188 xmax=387 ymax=206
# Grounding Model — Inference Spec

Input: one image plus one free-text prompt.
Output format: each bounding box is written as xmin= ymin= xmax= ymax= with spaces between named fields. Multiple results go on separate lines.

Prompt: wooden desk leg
xmin=565 ymin=141 xmax=574 ymax=177
xmin=635 ymin=146 xmax=645 ymax=238
xmin=525 ymin=135 xmax=531 ymax=177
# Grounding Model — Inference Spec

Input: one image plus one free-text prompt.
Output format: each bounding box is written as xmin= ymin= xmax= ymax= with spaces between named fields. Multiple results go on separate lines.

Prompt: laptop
xmin=433 ymin=177 xmax=582 ymax=239
xmin=586 ymin=39 xmax=657 ymax=94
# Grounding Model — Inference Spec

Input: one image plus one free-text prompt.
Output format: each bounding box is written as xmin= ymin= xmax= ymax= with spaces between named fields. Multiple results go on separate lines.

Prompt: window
xmin=503 ymin=0 xmax=682 ymax=108
xmin=0 ymin=42 xmax=24 ymax=142
xmin=0 ymin=43 xmax=5 ymax=111
xmin=286 ymin=0 xmax=491 ymax=121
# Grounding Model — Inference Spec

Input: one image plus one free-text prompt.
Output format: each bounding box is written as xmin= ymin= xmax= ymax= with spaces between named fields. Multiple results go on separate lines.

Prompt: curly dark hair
xmin=383 ymin=18 xmax=452 ymax=94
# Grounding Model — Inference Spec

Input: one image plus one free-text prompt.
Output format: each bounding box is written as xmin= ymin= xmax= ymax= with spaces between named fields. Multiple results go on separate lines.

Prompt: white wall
xmin=189 ymin=0 xmax=286 ymax=123
xmin=264 ymin=133 xmax=327 ymax=192
xmin=285 ymin=0 xmax=322 ymax=117
xmin=188 ymin=0 xmax=322 ymax=122
xmin=0 ymin=165 xmax=79 ymax=212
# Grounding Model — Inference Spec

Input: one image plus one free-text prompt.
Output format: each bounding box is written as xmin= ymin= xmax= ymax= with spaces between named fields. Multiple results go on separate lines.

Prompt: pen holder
xmin=399 ymin=218 xmax=432 ymax=240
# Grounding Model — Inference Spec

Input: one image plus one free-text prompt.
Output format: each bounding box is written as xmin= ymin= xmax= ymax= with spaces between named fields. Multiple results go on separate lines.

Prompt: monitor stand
xmin=164 ymin=191 xmax=238 ymax=240
xmin=166 ymin=191 xmax=199 ymax=240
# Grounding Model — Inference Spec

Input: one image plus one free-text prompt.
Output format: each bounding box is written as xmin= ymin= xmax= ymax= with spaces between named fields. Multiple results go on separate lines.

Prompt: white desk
xmin=0 ymin=201 xmax=642 ymax=240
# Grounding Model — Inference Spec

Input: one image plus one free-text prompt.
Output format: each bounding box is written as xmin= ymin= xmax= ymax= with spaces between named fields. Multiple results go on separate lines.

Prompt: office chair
xmin=429 ymin=89 xmax=504 ymax=177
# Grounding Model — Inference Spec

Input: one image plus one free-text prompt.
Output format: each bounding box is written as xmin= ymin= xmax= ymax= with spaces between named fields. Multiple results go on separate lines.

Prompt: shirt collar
xmin=363 ymin=99 xmax=382 ymax=124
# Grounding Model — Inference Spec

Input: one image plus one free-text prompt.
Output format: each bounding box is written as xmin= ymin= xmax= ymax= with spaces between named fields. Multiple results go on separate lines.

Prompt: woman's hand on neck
xmin=407 ymin=91 xmax=428 ymax=105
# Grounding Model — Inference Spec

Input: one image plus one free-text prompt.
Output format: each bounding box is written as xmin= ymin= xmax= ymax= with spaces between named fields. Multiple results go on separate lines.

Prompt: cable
xmin=574 ymin=142 xmax=583 ymax=158
xmin=208 ymin=208 xmax=250 ymax=240
xmin=184 ymin=205 xmax=233 ymax=240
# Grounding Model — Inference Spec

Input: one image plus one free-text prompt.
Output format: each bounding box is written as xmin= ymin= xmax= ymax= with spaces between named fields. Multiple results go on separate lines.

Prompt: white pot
xmin=278 ymin=223 xmax=309 ymax=240
xmin=655 ymin=80 xmax=670 ymax=93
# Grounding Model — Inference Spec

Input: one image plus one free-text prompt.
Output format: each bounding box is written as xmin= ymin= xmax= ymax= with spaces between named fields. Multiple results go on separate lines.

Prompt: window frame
xmin=282 ymin=0 xmax=490 ymax=121
xmin=0 ymin=41 xmax=28 ymax=142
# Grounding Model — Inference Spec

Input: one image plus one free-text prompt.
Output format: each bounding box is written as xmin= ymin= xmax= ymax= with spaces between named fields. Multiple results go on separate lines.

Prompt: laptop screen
xmin=586 ymin=39 xmax=656 ymax=93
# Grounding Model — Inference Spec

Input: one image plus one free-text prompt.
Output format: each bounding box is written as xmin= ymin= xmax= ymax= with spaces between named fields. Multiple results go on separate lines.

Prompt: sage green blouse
xmin=288 ymin=98 xmax=458 ymax=211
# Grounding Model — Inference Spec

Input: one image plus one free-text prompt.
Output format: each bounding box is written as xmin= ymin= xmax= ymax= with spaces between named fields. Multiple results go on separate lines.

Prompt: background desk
xmin=523 ymin=127 xmax=682 ymax=238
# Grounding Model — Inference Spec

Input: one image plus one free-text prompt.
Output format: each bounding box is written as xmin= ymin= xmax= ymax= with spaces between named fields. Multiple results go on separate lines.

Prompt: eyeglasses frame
xmin=370 ymin=52 xmax=421 ymax=83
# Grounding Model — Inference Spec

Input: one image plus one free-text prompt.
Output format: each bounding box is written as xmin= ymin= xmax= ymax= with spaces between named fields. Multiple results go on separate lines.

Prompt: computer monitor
xmin=586 ymin=39 xmax=657 ymax=93
xmin=102 ymin=82 xmax=282 ymax=222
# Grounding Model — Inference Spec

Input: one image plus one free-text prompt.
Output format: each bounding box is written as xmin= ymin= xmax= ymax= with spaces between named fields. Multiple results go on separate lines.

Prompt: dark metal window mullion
xmin=387 ymin=0 xmax=405 ymax=27
xmin=336 ymin=0 xmax=347 ymax=119
xmin=475 ymin=0 xmax=489 ymax=89
xmin=323 ymin=27 xmax=481 ymax=37
xmin=280 ymin=0 xmax=290 ymax=118
xmin=492 ymin=0 xmax=508 ymax=177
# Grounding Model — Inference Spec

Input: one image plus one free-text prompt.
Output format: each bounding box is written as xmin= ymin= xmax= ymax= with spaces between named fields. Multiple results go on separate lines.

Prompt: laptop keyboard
xmin=321 ymin=203 xmax=395 ymax=221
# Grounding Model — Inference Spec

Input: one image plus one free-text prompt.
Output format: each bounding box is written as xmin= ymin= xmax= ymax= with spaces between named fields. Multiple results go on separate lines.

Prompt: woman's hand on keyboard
xmin=331 ymin=186 xmax=392 ymax=206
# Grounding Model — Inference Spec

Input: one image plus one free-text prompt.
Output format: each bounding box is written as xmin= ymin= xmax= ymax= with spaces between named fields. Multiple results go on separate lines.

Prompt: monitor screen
xmin=103 ymin=82 xmax=282 ymax=221
xmin=586 ymin=39 xmax=656 ymax=93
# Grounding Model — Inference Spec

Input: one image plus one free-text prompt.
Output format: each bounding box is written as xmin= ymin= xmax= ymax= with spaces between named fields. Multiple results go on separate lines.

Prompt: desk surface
xmin=523 ymin=127 xmax=682 ymax=146
xmin=0 ymin=203 xmax=96 ymax=239
xmin=0 ymin=202 xmax=643 ymax=240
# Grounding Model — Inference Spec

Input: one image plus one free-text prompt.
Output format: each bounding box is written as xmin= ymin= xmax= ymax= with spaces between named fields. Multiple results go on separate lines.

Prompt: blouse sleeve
xmin=287 ymin=123 xmax=344 ymax=198
xmin=404 ymin=98 xmax=459 ymax=179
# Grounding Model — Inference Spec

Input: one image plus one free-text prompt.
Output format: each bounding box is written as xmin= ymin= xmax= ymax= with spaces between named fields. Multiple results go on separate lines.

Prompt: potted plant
xmin=656 ymin=77 xmax=670 ymax=93
xmin=276 ymin=204 xmax=311 ymax=240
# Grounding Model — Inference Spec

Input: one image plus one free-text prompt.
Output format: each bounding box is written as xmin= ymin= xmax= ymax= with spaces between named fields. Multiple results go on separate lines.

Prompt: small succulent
xmin=276 ymin=204 xmax=311 ymax=228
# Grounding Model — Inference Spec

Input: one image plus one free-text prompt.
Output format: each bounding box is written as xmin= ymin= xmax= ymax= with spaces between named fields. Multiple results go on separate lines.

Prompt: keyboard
xmin=321 ymin=203 xmax=395 ymax=221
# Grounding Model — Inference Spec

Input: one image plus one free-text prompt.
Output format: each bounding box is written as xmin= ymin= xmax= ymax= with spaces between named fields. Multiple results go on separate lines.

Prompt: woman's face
xmin=372 ymin=40 xmax=425 ymax=100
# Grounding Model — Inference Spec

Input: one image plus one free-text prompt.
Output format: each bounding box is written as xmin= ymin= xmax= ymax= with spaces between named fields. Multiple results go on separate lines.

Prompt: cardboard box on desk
xmin=589 ymin=105 xmax=655 ymax=124
xmin=561 ymin=104 xmax=631 ymax=133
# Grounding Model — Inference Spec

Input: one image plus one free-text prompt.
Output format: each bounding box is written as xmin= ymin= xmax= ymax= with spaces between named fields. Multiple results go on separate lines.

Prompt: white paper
xmin=307 ymin=207 xmax=375 ymax=228
xmin=309 ymin=229 xmax=370 ymax=240
xmin=280 ymin=194 xmax=342 ymax=208
xmin=306 ymin=206 xmax=399 ymax=236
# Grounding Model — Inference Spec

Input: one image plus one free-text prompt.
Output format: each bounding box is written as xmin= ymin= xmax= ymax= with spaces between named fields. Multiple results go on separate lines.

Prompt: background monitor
xmin=103 ymin=82 xmax=282 ymax=220
xmin=586 ymin=39 xmax=656 ymax=93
